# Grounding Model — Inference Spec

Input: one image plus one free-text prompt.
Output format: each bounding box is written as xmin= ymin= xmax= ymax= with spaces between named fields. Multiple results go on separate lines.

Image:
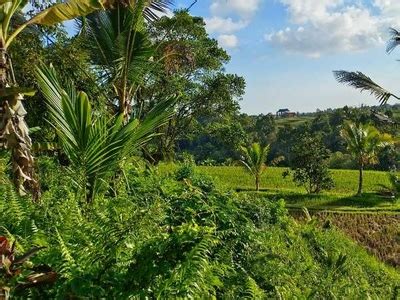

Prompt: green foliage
xmin=328 ymin=151 xmax=357 ymax=169
xmin=341 ymin=122 xmax=393 ymax=167
xmin=83 ymin=2 xmax=155 ymax=120
xmin=285 ymin=134 xmax=334 ymax=194
xmin=175 ymin=154 xmax=195 ymax=181
xmin=142 ymin=10 xmax=245 ymax=161
xmin=181 ymin=121 xmax=247 ymax=164
xmin=240 ymin=143 xmax=270 ymax=191
xmin=341 ymin=121 xmax=394 ymax=195
xmin=0 ymin=159 xmax=399 ymax=298
xmin=35 ymin=64 xmax=176 ymax=202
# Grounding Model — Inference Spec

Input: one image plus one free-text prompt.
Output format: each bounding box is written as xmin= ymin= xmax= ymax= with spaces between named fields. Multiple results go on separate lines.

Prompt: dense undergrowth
xmin=0 ymin=157 xmax=399 ymax=298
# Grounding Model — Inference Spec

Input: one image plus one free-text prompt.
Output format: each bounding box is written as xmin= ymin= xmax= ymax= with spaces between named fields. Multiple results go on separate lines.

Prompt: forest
xmin=0 ymin=1 xmax=399 ymax=299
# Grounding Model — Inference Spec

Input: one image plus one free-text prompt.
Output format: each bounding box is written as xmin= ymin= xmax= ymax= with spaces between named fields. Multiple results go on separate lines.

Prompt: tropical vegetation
xmin=0 ymin=1 xmax=398 ymax=299
xmin=341 ymin=122 xmax=393 ymax=195
xmin=239 ymin=142 xmax=270 ymax=191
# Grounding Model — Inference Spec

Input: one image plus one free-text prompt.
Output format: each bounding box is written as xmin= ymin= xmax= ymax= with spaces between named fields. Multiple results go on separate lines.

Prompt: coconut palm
xmin=0 ymin=0 xmax=170 ymax=200
xmin=341 ymin=122 xmax=393 ymax=196
xmin=239 ymin=143 xmax=270 ymax=191
xmin=84 ymin=2 xmax=155 ymax=123
xmin=35 ymin=64 xmax=176 ymax=202
xmin=334 ymin=28 xmax=400 ymax=105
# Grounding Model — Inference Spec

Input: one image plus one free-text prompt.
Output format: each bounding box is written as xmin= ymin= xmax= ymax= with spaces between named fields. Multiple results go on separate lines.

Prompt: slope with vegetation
xmin=0 ymin=0 xmax=399 ymax=298
xmin=1 ymin=159 xmax=400 ymax=298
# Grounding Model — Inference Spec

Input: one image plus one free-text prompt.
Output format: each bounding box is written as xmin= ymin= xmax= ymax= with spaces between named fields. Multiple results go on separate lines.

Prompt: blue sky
xmin=173 ymin=0 xmax=400 ymax=114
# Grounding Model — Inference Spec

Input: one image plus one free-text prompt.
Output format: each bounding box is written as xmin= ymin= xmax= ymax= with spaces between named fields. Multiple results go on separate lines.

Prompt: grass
xmin=275 ymin=116 xmax=314 ymax=128
xmin=185 ymin=166 xmax=400 ymax=212
xmin=185 ymin=165 xmax=400 ymax=268
xmin=291 ymin=210 xmax=400 ymax=267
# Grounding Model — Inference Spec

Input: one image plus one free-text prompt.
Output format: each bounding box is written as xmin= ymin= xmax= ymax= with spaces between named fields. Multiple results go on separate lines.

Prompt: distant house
xmin=276 ymin=108 xmax=296 ymax=118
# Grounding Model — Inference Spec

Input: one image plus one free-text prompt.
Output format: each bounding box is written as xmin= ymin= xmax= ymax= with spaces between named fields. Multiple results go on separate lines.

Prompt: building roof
xmin=277 ymin=108 xmax=290 ymax=113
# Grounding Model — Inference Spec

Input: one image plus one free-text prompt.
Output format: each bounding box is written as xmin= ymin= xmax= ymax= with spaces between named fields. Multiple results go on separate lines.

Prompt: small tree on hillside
xmin=239 ymin=143 xmax=270 ymax=191
xmin=341 ymin=122 xmax=393 ymax=196
xmin=285 ymin=134 xmax=334 ymax=194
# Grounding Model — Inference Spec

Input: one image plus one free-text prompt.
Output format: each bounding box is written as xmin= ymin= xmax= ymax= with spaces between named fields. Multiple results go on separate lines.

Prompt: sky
xmin=172 ymin=0 xmax=400 ymax=114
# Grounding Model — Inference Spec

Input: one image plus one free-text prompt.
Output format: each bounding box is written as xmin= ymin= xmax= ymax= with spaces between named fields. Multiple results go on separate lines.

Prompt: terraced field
xmin=194 ymin=166 xmax=400 ymax=212
xmin=187 ymin=166 xmax=400 ymax=267
xmin=275 ymin=116 xmax=314 ymax=128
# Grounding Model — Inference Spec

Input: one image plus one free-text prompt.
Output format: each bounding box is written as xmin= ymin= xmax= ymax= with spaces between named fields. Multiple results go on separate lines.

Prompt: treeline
xmin=179 ymin=105 xmax=400 ymax=171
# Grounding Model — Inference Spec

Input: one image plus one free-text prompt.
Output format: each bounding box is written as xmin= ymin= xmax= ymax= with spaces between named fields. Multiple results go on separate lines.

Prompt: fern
xmin=55 ymin=229 xmax=78 ymax=279
xmin=157 ymin=232 xmax=220 ymax=298
xmin=243 ymin=276 xmax=266 ymax=299
xmin=5 ymin=186 xmax=26 ymax=225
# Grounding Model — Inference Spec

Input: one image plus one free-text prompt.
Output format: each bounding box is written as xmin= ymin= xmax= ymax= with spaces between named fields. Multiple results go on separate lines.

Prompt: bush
xmin=286 ymin=134 xmax=334 ymax=193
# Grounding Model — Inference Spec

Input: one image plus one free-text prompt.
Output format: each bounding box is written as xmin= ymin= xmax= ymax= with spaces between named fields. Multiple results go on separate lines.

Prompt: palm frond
xmin=387 ymin=27 xmax=400 ymax=54
xmin=143 ymin=0 xmax=173 ymax=22
xmin=341 ymin=121 xmax=394 ymax=165
xmin=35 ymin=64 xmax=177 ymax=201
xmin=84 ymin=4 xmax=155 ymax=119
xmin=333 ymin=70 xmax=400 ymax=105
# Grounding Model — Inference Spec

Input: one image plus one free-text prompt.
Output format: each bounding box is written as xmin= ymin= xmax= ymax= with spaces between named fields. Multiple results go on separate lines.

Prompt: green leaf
xmin=333 ymin=70 xmax=400 ymax=105
xmin=35 ymin=63 xmax=177 ymax=202
xmin=27 ymin=0 xmax=104 ymax=26
xmin=0 ymin=87 xmax=36 ymax=98
xmin=32 ymin=142 xmax=59 ymax=152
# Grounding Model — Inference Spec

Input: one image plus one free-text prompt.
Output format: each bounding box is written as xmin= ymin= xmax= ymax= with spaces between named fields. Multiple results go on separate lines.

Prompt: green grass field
xmin=186 ymin=166 xmax=400 ymax=212
xmin=275 ymin=116 xmax=314 ymax=128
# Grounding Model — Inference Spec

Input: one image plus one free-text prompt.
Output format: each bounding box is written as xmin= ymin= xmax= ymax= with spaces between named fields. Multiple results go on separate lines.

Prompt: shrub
xmin=285 ymin=134 xmax=334 ymax=193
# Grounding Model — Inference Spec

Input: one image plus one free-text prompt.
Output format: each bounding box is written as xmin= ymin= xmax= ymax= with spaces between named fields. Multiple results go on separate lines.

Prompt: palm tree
xmin=35 ymin=64 xmax=176 ymax=202
xmin=341 ymin=122 xmax=393 ymax=196
xmin=0 ymin=0 xmax=170 ymax=200
xmin=334 ymin=28 xmax=400 ymax=105
xmin=239 ymin=143 xmax=270 ymax=191
xmin=84 ymin=2 xmax=154 ymax=123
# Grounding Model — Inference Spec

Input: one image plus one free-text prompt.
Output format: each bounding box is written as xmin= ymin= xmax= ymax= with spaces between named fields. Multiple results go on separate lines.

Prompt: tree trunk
xmin=357 ymin=162 xmax=363 ymax=196
xmin=116 ymin=85 xmax=132 ymax=125
xmin=255 ymin=175 xmax=260 ymax=191
xmin=0 ymin=287 xmax=9 ymax=300
xmin=120 ymin=96 xmax=132 ymax=124
xmin=0 ymin=47 xmax=40 ymax=201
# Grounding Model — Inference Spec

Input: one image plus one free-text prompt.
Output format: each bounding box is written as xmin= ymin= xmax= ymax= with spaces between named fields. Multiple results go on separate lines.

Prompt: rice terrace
xmin=1 ymin=0 xmax=400 ymax=299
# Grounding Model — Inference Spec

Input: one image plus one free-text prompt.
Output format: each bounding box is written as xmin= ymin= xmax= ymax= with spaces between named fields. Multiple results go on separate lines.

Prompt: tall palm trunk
xmin=255 ymin=175 xmax=260 ymax=192
xmin=0 ymin=47 xmax=40 ymax=200
xmin=357 ymin=161 xmax=363 ymax=196
xmin=121 ymin=100 xmax=132 ymax=124
xmin=116 ymin=85 xmax=133 ymax=124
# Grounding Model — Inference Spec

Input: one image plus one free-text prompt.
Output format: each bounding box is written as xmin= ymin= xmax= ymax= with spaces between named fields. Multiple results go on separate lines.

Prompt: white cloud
xmin=218 ymin=34 xmax=239 ymax=48
xmin=210 ymin=0 xmax=261 ymax=19
xmin=206 ymin=0 xmax=262 ymax=48
xmin=374 ymin=0 xmax=400 ymax=16
xmin=205 ymin=17 xmax=248 ymax=34
xmin=266 ymin=0 xmax=400 ymax=57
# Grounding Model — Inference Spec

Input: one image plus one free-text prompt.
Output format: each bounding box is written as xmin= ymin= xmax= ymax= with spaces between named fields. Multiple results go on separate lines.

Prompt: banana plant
xmin=0 ymin=0 xmax=171 ymax=200
xmin=35 ymin=64 xmax=177 ymax=202
xmin=0 ymin=236 xmax=56 ymax=300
